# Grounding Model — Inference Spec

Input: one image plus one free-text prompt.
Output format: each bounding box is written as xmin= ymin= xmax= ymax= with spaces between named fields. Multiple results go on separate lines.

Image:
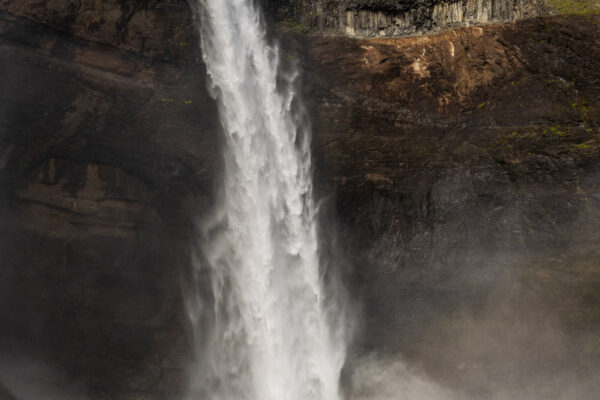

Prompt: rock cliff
xmin=0 ymin=0 xmax=599 ymax=398
xmin=267 ymin=0 xmax=545 ymax=36
xmin=0 ymin=1 xmax=213 ymax=397
xmin=292 ymin=15 xmax=600 ymax=394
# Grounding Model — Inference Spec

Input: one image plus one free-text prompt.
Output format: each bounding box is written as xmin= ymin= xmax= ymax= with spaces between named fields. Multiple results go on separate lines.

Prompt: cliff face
xmin=293 ymin=15 xmax=600 ymax=393
xmin=267 ymin=0 xmax=544 ymax=36
xmin=0 ymin=0 xmax=599 ymax=399
xmin=0 ymin=1 xmax=216 ymax=398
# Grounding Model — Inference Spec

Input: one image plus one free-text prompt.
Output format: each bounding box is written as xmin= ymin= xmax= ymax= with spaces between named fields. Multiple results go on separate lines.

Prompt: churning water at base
xmin=186 ymin=1 xmax=347 ymax=399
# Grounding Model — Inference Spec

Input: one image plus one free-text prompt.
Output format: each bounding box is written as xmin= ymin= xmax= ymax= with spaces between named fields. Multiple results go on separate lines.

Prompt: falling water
xmin=186 ymin=1 xmax=347 ymax=399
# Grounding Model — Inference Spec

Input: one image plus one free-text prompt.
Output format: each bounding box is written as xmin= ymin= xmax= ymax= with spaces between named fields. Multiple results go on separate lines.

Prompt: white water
xmin=186 ymin=1 xmax=347 ymax=400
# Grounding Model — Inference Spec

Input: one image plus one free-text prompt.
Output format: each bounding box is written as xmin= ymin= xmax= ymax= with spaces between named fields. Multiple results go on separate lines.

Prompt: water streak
xmin=186 ymin=1 xmax=347 ymax=399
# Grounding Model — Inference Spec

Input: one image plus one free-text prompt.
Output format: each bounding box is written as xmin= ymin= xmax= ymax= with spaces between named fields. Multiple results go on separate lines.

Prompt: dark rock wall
xmin=0 ymin=1 xmax=218 ymax=398
xmin=266 ymin=0 xmax=545 ymax=36
xmin=0 ymin=383 xmax=16 ymax=400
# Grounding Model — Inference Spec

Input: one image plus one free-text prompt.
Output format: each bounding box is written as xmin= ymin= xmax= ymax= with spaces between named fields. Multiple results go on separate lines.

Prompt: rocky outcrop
xmin=0 ymin=1 xmax=216 ymax=398
xmin=292 ymin=14 xmax=600 ymax=394
xmin=268 ymin=0 xmax=545 ymax=36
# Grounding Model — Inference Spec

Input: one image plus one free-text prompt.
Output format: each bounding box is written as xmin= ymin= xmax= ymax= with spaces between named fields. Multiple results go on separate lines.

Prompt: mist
xmin=0 ymin=355 xmax=89 ymax=400
xmin=343 ymin=253 xmax=600 ymax=400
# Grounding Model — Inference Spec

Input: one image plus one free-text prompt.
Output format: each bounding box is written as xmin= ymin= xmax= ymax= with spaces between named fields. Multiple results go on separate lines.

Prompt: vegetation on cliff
xmin=549 ymin=0 xmax=600 ymax=15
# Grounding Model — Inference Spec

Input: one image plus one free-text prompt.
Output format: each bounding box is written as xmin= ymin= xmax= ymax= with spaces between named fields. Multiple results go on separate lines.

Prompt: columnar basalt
xmin=345 ymin=0 xmax=542 ymax=36
xmin=267 ymin=0 xmax=545 ymax=36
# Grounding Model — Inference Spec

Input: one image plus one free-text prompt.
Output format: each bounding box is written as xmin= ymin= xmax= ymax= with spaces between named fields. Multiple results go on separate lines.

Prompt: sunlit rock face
xmin=293 ymin=14 xmax=600 ymax=396
xmin=266 ymin=0 xmax=544 ymax=36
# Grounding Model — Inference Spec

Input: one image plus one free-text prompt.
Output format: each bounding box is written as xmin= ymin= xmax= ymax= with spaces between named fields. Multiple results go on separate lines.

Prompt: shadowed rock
xmin=0 ymin=382 xmax=17 ymax=400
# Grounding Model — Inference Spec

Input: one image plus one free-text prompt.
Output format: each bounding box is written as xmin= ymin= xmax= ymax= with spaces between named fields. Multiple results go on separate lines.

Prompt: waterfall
xmin=186 ymin=1 xmax=348 ymax=400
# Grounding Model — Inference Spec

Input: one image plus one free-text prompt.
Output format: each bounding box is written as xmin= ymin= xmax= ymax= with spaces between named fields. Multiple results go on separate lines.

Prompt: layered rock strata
xmin=268 ymin=0 xmax=544 ymax=36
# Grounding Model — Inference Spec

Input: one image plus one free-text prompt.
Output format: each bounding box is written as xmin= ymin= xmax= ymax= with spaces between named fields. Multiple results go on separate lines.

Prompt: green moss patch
xmin=548 ymin=0 xmax=600 ymax=15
